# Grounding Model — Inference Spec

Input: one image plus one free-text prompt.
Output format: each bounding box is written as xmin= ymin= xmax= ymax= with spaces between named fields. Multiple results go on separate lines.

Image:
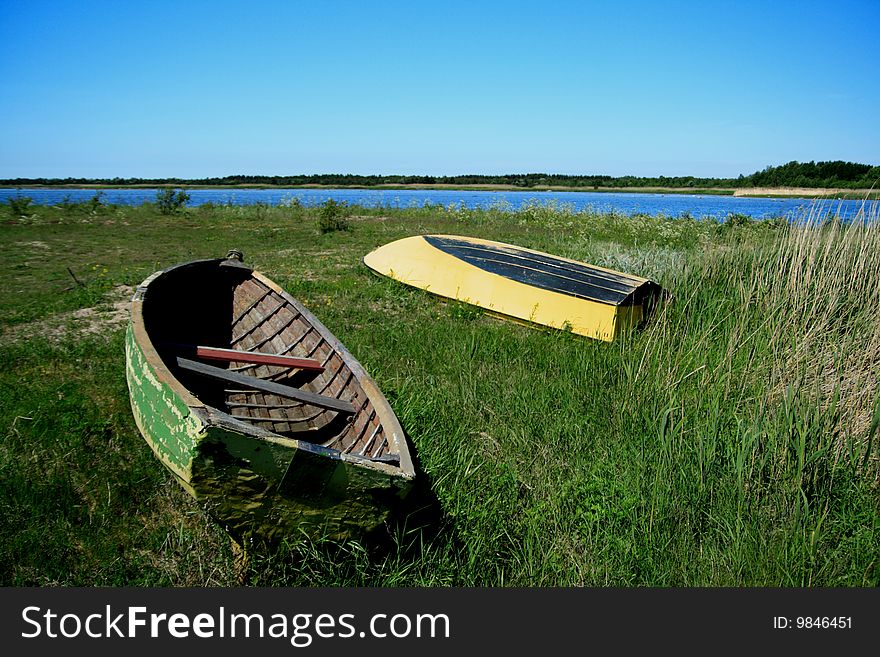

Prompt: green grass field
xmin=1 ymin=197 xmax=877 ymax=586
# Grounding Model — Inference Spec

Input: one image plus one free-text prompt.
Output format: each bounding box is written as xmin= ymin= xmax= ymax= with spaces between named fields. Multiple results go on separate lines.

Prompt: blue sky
xmin=1 ymin=0 xmax=877 ymax=178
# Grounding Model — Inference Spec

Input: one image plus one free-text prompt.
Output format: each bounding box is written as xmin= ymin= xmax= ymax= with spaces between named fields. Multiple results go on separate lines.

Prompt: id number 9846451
xmin=773 ymin=616 xmax=852 ymax=629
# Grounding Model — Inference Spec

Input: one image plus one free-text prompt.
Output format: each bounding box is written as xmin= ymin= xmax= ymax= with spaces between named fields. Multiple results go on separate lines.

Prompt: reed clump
xmin=634 ymin=202 xmax=879 ymax=472
xmin=763 ymin=204 xmax=880 ymax=472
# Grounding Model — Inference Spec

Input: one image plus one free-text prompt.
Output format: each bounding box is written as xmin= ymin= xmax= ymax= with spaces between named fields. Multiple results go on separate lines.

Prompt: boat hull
xmin=363 ymin=235 xmax=663 ymax=341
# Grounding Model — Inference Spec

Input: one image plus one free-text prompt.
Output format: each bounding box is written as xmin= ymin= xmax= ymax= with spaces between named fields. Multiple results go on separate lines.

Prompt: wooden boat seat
xmin=176 ymin=357 xmax=356 ymax=414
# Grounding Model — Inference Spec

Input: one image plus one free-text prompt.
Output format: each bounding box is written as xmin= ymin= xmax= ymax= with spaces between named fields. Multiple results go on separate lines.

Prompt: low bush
xmin=156 ymin=188 xmax=190 ymax=214
xmin=316 ymin=199 xmax=352 ymax=233
xmin=5 ymin=193 xmax=32 ymax=216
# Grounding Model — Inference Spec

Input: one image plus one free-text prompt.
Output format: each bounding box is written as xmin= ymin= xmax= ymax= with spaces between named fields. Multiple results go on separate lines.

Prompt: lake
xmin=0 ymin=187 xmax=873 ymax=220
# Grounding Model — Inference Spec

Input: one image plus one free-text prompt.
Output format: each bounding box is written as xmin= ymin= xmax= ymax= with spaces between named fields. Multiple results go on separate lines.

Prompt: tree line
xmin=2 ymin=161 xmax=877 ymax=189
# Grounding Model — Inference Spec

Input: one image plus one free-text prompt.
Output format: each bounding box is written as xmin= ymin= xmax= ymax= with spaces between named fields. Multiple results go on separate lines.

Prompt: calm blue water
xmin=0 ymin=187 xmax=872 ymax=220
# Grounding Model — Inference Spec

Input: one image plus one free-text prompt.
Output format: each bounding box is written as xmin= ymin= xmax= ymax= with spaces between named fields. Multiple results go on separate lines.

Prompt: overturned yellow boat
xmin=363 ymin=235 xmax=663 ymax=341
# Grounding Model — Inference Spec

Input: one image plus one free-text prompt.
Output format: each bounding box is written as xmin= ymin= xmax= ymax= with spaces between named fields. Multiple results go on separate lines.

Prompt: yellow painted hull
xmin=363 ymin=235 xmax=662 ymax=342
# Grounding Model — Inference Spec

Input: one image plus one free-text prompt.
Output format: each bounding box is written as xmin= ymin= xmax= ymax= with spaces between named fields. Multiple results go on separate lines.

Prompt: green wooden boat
xmin=125 ymin=251 xmax=415 ymax=545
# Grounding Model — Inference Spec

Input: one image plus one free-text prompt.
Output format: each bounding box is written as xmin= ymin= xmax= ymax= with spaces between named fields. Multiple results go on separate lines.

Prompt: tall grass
xmin=606 ymin=202 xmax=880 ymax=584
xmin=764 ymin=205 xmax=880 ymax=455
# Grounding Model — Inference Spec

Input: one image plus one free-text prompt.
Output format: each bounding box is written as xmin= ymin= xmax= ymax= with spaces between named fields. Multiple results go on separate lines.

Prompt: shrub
xmin=725 ymin=212 xmax=753 ymax=227
xmin=316 ymin=199 xmax=352 ymax=233
xmin=6 ymin=193 xmax=32 ymax=216
xmin=86 ymin=191 xmax=105 ymax=214
xmin=156 ymin=188 xmax=190 ymax=214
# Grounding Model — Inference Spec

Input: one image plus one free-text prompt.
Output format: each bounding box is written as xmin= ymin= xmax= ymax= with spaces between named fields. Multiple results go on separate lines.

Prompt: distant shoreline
xmin=730 ymin=186 xmax=878 ymax=199
xmin=3 ymin=183 xmax=877 ymax=200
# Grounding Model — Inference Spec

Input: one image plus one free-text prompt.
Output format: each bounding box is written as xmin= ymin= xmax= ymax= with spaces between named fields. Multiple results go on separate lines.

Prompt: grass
xmin=0 ymin=197 xmax=877 ymax=586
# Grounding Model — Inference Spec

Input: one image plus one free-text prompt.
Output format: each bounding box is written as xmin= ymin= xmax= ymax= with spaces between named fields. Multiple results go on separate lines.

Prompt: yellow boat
xmin=363 ymin=235 xmax=663 ymax=341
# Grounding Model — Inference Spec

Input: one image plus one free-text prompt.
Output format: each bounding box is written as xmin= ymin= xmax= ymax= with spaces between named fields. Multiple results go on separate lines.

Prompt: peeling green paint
xmin=125 ymin=325 xmax=202 ymax=479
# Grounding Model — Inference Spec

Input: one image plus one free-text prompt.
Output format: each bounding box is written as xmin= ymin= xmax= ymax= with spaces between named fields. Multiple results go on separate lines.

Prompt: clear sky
xmin=0 ymin=0 xmax=877 ymax=179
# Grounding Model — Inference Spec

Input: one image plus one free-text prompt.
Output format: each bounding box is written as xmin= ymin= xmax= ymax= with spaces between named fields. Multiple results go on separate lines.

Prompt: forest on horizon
xmin=2 ymin=160 xmax=878 ymax=190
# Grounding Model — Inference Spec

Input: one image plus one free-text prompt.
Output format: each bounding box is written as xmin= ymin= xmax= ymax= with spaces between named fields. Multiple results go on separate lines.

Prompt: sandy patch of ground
xmin=1 ymin=285 xmax=133 ymax=345
xmin=15 ymin=240 xmax=51 ymax=250
xmin=733 ymin=187 xmax=874 ymax=198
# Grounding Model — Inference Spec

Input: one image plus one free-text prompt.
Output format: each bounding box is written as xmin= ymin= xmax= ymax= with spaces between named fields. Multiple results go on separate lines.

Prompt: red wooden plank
xmin=167 ymin=343 xmax=325 ymax=372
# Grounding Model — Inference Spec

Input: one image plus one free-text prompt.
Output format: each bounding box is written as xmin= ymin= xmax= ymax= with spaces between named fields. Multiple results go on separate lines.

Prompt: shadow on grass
xmin=367 ymin=430 xmax=453 ymax=549
xmin=239 ymin=432 xmax=458 ymax=586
